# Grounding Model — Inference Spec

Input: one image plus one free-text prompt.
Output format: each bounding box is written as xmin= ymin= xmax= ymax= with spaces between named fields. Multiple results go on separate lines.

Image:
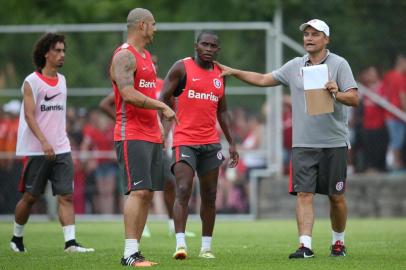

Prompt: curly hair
xmin=33 ymin=33 xmax=65 ymax=71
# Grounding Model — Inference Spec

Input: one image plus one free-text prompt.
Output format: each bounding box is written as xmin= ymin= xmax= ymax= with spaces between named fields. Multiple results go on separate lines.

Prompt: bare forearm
xmin=218 ymin=111 xmax=235 ymax=146
xmin=99 ymin=104 xmax=115 ymax=120
xmin=25 ymin=114 xmax=48 ymax=143
xmin=336 ymin=90 xmax=359 ymax=107
xmin=121 ymin=86 xmax=166 ymax=111
xmin=232 ymin=69 xmax=274 ymax=87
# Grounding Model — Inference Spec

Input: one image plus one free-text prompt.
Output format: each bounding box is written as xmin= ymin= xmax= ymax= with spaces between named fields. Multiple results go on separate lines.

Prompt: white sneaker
xmin=199 ymin=249 xmax=215 ymax=259
xmin=64 ymin=244 xmax=95 ymax=253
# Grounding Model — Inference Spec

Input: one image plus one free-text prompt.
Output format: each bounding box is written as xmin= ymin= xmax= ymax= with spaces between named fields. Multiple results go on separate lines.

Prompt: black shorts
xmin=171 ymin=143 xmax=224 ymax=177
xmin=289 ymin=147 xmax=347 ymax=195
xmin=19 ymin=152 xmax=74 ymax=196
xmin=115 ymin=140 xmax=164 ymax=194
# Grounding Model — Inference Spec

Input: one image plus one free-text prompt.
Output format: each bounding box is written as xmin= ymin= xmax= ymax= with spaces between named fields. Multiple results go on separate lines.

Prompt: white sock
xmin=175 ymin=233 xmax=186 ymax=249
xmin=13 ymin=222 xmax=25 ymax=237
xmin=124 ymin=239 xmax=139 ymax=259
xmin=168 ymin=219 xmax=175 ymax=233
xmin=299 ymin=235 xmax=312 ymax=250
xmin=62 ymin=225 xmax=75 ymax=242
xmin=332 ymin=230 xmax=345 ymax=245
xmin=201 ymin=236 xmax=212 ymax=251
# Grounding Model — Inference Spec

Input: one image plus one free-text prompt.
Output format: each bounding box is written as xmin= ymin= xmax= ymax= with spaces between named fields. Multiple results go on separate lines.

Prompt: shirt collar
xmin=303 ymin=49 xmax=330 ymax=66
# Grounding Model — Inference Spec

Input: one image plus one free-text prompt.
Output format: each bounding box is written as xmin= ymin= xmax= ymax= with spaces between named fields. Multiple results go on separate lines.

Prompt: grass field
xmin=1 ymin=218 xmax=405 ymax=269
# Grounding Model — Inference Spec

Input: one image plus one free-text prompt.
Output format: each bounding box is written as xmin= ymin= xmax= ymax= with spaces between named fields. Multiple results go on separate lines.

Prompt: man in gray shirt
xmin=216 ymin=19 xmax=359 ymax=258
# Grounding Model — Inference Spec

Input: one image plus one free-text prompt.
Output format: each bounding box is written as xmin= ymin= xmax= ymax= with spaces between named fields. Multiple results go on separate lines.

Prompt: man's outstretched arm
xmin=215 ymin=61 xmax=280 ymax=87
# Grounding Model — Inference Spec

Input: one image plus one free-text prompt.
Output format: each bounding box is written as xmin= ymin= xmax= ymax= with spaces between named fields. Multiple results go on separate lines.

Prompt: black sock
xmin=65 ymin=239 xmax=77 ymax=249
xmin=11 ymin=236 xmax=23 ymax=243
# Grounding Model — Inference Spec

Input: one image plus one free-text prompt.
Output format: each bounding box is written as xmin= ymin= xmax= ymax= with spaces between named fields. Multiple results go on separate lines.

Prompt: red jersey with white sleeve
xmin=111 ymin=43 xmax=161 ymax=143
xmin=172 ymin=57 xmax=224 ymax=147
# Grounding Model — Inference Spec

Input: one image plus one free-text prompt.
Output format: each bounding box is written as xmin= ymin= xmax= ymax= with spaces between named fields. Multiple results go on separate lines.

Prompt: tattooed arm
xmin=110 ymin=49 xmax=176 ymax=121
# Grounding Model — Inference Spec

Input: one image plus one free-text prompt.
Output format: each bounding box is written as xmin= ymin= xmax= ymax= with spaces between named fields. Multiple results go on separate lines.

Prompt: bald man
xmin=109 ymin=8 xmax=177 ymax=267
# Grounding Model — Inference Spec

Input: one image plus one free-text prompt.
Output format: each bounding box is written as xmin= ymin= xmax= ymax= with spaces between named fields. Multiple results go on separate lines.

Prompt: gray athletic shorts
xmin=171 ymin=143 xmax=224 ymax=177
xmin=19 ymin=152 xmax=74 ymax=196
xmin=289 ymin=147 xmax=347 ymax=195
xmin=115 ymin=140 xmax=164 ymax=194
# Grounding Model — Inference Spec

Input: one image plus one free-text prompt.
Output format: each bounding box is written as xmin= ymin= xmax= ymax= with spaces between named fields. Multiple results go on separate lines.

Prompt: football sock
xmin=201 ymin=236 xmax=212 ymax=251
xmin=332 ymin=230 xmax=345 ymax=245
xmin=168 ymin=219 xmax=175 ymax=233
xmin=124 ymin=239 xmax=139 ymax=259
xmin=176 ymin=233 xmax=186 ymax=249
xmin=299 ymin=235 xmax=312 ymax=250
xmin=62 ymin=225 xmax=75 ymax=242
xmin=13 ymin=222 xmax=25 ymax=237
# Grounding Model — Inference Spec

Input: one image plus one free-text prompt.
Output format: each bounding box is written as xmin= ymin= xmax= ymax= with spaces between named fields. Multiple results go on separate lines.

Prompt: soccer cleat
xmin=10 ymin=236 xmax=26 ymax=252
xmin=64 ymin=240 xmax=95 ymax=253
xmin=288 ymin=244 xmax=314 ymax=259
xmin=173 ymin=247 xmax=187 ymax=260
xmin=331 ymin=240 xmax=346 ymax=256
xmin=121 ymin=251 xmax=158 ymax=267
xmin=198 ymin=249 xmax=215 ymax=259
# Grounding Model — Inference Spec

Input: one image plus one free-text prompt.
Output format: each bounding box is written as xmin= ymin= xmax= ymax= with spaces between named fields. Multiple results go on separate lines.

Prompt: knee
xmin=22 ymin=193 xmax=38 ymax=205
xmin=175 ymin=184 xmax=191 ymax=203
xmin=297 ymin=192 xmax=313 ymax=203
xmin=329 ymin=194 xmax=345 ymax=206
xmin=58 ymin=194 xmax=73 ymax=205
xmin=130 ymin=190 xmax=153 ymax=202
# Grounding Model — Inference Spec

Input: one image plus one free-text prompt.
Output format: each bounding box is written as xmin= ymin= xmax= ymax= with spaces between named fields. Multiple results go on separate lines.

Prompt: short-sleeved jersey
xmin=16 ymin=71 xmax=71 ymax=156
xmin=111 ymin=43 xmax=161 ymax=143
xmin=363 ymin=82 xmax=385 ymax=129
xmin=172 ymin=57 xmax=224 ymax=147
xmin=272 ymin=50 xmax=358 ymax=148
xmin=381 ymin=70 xmax=406 ymax=121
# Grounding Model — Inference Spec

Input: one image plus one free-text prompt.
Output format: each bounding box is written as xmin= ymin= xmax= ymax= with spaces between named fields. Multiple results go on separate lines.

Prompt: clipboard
xmin=302 ymin=64 xmax=334 ymax=116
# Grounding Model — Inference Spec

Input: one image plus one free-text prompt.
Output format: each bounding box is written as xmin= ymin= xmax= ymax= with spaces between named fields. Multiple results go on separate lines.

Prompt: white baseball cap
xmin=3 ymin=99 xmax=21 ymax=115
xmin=299 ymin=19 xmax=330 ymax=36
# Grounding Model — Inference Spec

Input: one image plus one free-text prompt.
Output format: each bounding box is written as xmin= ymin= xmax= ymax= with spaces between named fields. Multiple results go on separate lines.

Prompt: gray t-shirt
xmin=272 ymin=51 xmax=357 ymax=148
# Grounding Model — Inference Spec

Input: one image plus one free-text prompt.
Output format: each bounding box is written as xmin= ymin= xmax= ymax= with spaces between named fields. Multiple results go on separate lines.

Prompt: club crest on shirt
xmin=217 ymin=151 xmax=224 ymax=160
xmin=336 ymin=181 xmax=344 ymax=191
xmin=213 ymin=78 xmax=222 ymax=89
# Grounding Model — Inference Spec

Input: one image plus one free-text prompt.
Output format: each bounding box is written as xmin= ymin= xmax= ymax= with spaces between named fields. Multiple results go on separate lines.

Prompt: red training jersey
xmin=362 ymin=82 xmax=386 ymax=129
xmin=382 ymin=70 xmax=406 ymax=121
xmin=111 ymin=43 xmax=161 ymax=143
xmin=172 ymin=57 xmax=224 ymax=147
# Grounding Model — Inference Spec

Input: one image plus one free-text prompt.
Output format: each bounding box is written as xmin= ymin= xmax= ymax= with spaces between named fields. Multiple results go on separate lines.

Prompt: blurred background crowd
xmin=1 ymin=53 xmax=405 ymax=215
xmin=0 ymin=0 xmax=405 ymax=217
